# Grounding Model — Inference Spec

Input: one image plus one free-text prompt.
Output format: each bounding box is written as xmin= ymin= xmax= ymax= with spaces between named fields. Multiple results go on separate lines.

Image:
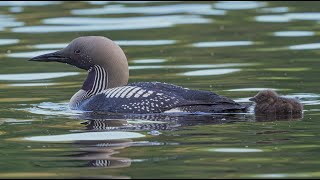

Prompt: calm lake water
xmin=1 ymin=1 xmax=320 ymax=179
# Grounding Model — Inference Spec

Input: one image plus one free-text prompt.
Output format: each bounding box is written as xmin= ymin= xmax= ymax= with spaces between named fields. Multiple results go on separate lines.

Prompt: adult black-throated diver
xmin=29 ymin=36 xmax=247 ymax=114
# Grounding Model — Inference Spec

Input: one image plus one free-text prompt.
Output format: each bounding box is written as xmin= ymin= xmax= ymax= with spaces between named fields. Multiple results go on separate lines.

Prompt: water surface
xmin=0 ymin=1 xmax=320 ymax=179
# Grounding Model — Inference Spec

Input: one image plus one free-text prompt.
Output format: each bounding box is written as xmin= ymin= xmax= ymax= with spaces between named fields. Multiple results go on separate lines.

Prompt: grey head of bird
xmin=249 ymin=89 xmax=278 ymax=104
xmin=29 ymin=36 xmax=129 ymax=88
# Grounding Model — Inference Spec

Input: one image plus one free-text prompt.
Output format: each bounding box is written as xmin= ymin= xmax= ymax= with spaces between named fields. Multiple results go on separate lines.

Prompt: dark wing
xmin=81 ymin=82 xmax=247 ymax=113
xmin=128 ymin=82 xmax=248 ymax=113
xmin=129 ymin=82 xmax=237 ymax=104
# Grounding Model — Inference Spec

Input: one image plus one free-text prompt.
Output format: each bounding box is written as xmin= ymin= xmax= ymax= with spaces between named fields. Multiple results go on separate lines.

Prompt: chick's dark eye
xmin=74 ymin=50 xmax=81 ymax=54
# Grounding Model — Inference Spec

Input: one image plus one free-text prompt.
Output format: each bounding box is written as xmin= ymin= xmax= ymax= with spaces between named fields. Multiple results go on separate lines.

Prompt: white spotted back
xmin=100 ymin=86 xmax=154 ymax=98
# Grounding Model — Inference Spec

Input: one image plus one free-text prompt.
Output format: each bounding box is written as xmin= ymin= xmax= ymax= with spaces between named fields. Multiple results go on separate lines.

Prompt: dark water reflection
xmin=1 ymin=1 xmax=320 ymax=179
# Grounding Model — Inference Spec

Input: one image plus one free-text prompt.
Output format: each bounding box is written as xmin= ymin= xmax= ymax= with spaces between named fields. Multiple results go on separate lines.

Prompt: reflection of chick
xmin=249 ymin=90 xmax=303 ymax=115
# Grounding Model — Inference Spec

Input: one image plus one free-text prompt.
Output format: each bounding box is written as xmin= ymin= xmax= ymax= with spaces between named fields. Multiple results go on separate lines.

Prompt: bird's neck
xmin=69 ymin=65 xmax=129 ymax=109
xmin=82 ymin=65 xmax=109 ymax=96
xmin=69 ymin=64 xmax=128 ymax=110
xmin=70 ymin=65 xmax=108 ymax=109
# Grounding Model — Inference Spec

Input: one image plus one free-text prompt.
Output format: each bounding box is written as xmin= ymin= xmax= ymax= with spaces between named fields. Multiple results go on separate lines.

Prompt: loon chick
xmin=249 ymin=90 xmax=303 ymax=115
xmin=29 ymin=36 xmax=247 ymax=114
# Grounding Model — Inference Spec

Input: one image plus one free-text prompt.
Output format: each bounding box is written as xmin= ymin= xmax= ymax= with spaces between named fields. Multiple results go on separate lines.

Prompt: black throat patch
xmin=82 ymin=68 xmax=95 ymax=91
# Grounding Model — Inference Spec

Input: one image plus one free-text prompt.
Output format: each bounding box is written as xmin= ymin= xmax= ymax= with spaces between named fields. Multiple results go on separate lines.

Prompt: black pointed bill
xmin=29 ymin=51 xmax=70 ymax=63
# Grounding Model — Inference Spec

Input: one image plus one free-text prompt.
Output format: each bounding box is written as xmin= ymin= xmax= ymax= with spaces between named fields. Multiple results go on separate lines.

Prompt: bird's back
xmin=79 ymin=82 xmax=247 ymax=114
xmin=277 ymin=97 xmax=303 ymax=113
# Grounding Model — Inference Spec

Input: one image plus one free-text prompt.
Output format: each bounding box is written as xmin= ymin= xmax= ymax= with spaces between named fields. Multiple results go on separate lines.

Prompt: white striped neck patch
xmin=82 ymin=65 xmax=109 ymax=98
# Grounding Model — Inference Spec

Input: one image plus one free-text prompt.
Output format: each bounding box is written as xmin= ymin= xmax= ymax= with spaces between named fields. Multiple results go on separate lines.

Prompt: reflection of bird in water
xmin=79 ymin=112 xmax=250 ymax=131
xmin=81 ymin=119 xmax=128 ymax=131
xmin=67 ymin=139 xmax=132 ymax=168
xmin=254 ymin=113 xmax=303 ymax=122
xmin=86 ymin=157 xmax=131 ymax=168
xmin=82 ymin=119 xmax=173 ymax=131
xmin=65 ymin=112 xmax=251 ymax=169
xmin=249 ymin=90 xmax=303 ymax=121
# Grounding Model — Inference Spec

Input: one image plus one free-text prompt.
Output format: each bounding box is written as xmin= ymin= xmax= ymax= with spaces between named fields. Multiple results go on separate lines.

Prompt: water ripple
xmin=7 ymin=50 xmax=58 ymax=58
xmin=0 ymin=72 xmax=79 ymax=81
xmin=72 ymin=4 xmax=226 ymax=15
xmin=12 ymin=15 xmax=211 ymax=33
xmin=32 ymin=43 xmax=68 ymax=49
xmin=255 ymin=14 xmax=290 ymax=22
xmin=287 ymin=12 xmax=320 ymax=21
xmin=31 ymin=40 xmax=175 ymax=50
xmin=23 ymin=102 xmax=81 ymax=116
xmin=116 ymin=40 xmax=176 ymax=46
xmin=289 ymin=43 xmax=320 ymax=50
xmin=43 ymin=15 xmax=211 ymax=25
xmin=0 ymin=1 xmax=61 ymax=6
xmin=283 ymin=93 xmax=320 ymax=106
xmin=0 ymin=15 xmax=24 ymax=28
xmin=8 ymin=83 xmax=56 ymax=87
xmin=256 ymin=12 xmax=320 ymax=22
xmin=24 ymin=131 xmax=145 ymax=142
xmin=226 ymin=88 xmax=280 ymax=92
xmin=110 ymin=1 xmax=165 ymax=4
xmin=254 ymin=173 xmax=309 ymax=178
xmin=131 ymin=59 xmax=167 ymax=64
xmin=192 ymin=41 xmax=253 ymax=47
xmin=84 ymin=1 xmax=110 ymax=5
xmin=129 ymin=63 xmax=255 ymax=70
xmin=208 ymin=148 xmax=263 ymax=152
xmin=214 ymin=1 xmax=266 ymax=10
xmin=0 ymin=39 xmax=19 ymax=46
xmin=179 ymin=68 xmax=240 ymax=76
xmin=11 ymin=23 xmax=173 ymax=33
xmin=274 ymin=31 xmax=315 ymax=37
xmin=31 ymin=40 xmax=176 ymax=49
xmin=258 ymin=7 xmax=289 ymax=13
xmin=9 ymin=7 xmax=24 ymax=13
